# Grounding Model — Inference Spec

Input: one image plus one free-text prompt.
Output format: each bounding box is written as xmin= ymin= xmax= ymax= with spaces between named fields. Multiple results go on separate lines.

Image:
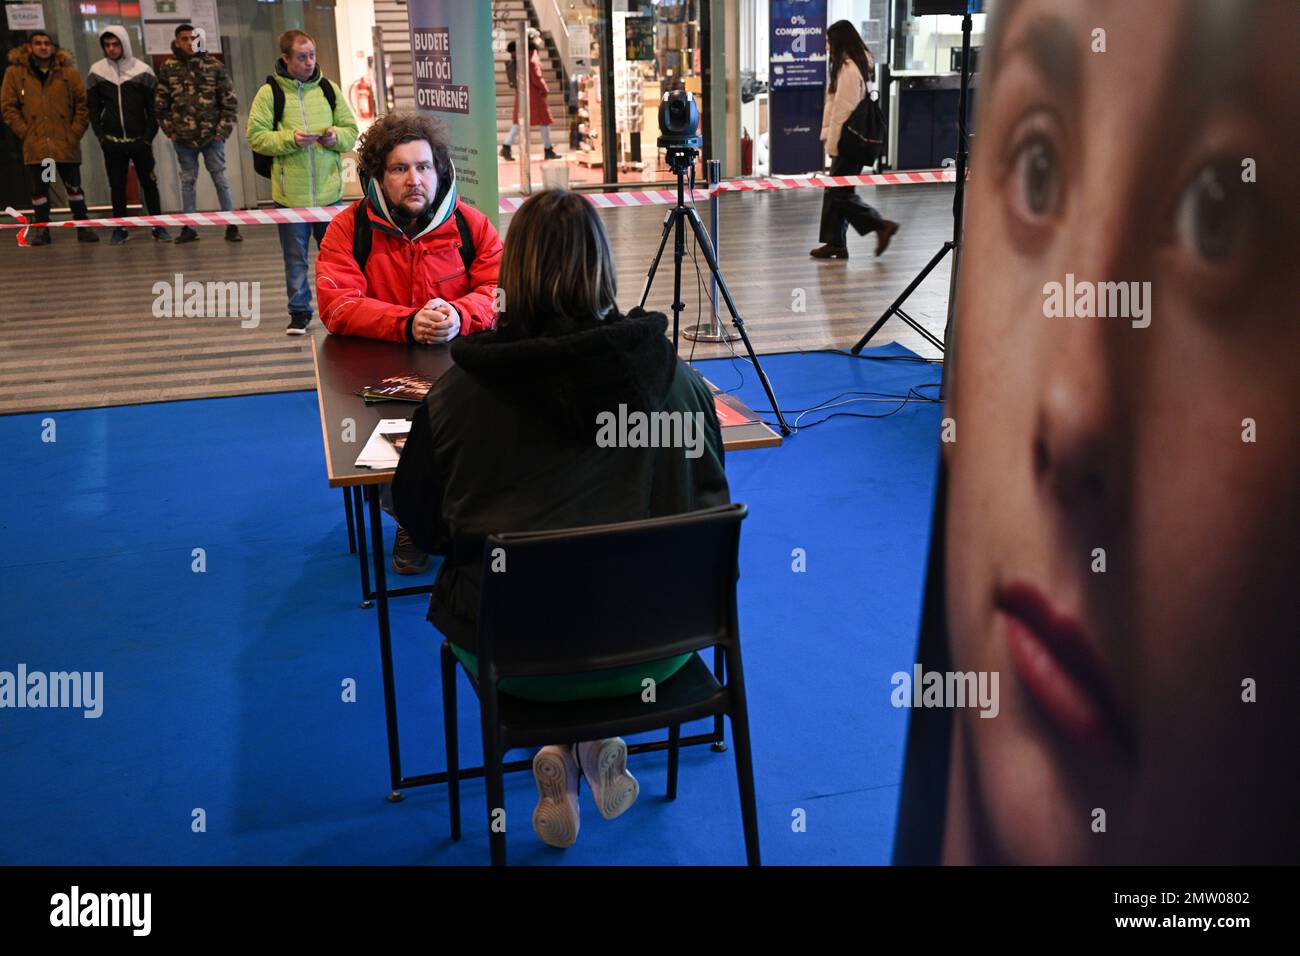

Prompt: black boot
xmin=69 ymin=194 xmax=97 ymax=241
xmin=176 ymin=226 xmax=200 ymax=244
xmin=500 ymin=144 xmax=513 ymax=161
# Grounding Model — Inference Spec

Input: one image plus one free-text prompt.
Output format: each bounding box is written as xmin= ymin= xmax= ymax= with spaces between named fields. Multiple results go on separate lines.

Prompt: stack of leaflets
xmin=705 ymin=380 xmax=760 ymax=428
xmin=354 ymin=419 xmax=412 ymax=469
xmin=358 ymin=374 xmax=434 ymax=404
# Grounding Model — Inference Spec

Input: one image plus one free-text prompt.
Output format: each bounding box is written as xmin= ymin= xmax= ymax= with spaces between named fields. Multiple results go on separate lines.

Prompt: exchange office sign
xmin=769 ymin=0 xmax=828 ymax=173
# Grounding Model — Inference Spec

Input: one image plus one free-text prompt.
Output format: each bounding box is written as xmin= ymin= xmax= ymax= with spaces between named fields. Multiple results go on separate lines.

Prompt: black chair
xmin=439 ymin=503 xmax=760 ymax=866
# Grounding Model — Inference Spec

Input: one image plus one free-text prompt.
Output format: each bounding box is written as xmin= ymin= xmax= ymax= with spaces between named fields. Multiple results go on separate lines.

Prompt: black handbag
xmin=838 ymin=91 xmax=885 ymax=165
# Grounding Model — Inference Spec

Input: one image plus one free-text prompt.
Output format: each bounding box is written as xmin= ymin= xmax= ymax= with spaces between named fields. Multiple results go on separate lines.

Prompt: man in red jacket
xmin=317 ymin=110 xmax=502 ymax=345
xmin=317 ymin=110 xmax=503 ymax=572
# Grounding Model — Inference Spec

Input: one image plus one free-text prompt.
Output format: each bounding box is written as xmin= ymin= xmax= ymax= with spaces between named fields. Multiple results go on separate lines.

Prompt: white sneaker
xmin=532 ymin=745 xmax=580 ymax=848
xmin=577 ymin=738 xmax=639 ymax=821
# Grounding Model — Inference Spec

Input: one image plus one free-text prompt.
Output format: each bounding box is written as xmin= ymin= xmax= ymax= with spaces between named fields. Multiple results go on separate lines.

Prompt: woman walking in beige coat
xmin=810 ymin=20 xmax=898 ymax=260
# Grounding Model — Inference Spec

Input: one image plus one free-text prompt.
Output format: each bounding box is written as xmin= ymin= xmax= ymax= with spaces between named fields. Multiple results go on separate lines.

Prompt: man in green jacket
xmin=247 ymin=29 xmax=358 ymax=335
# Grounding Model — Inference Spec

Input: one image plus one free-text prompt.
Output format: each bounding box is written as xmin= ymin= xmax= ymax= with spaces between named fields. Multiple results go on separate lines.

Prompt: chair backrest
xmin=475 ymin=503 xmax=747 ymax=682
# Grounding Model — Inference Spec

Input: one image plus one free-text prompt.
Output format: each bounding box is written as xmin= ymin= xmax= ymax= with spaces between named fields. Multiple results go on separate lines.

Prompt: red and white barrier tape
xmin=2 ymin=169 xmax=954 ymax=241
xmin=714 ymin=168 xmax=955 ymax=192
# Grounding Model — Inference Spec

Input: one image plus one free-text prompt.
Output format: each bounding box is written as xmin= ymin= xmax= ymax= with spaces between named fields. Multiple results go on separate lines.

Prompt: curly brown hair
xmin=357 ymin=110 xmax=453 ymax=188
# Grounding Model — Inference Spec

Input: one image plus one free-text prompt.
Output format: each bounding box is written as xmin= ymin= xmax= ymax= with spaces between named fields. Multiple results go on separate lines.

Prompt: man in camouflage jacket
xmin=154 ymin=23 xmax=240 ymax=241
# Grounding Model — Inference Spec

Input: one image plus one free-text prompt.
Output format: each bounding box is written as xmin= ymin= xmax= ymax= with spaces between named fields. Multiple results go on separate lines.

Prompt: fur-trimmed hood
xmin=8 ymin=45 xmax=75 ymax=72
xmin=449 ymin=309 xmax=678 ymax=439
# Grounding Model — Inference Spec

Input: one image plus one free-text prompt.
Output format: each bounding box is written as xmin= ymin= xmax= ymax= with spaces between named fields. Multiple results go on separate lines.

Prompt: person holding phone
xmin=247 ymin=29 xmax=358 ymax=335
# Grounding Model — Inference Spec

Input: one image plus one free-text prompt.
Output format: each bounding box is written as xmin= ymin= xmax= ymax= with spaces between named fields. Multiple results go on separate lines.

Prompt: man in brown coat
xmin=1 ymin=31 xmax=97 ymax=244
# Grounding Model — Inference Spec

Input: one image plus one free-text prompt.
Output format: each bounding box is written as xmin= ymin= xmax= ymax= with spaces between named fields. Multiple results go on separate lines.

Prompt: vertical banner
xmin=406 ymin=0 xmax=498 ymax=227
xmin=769 ymin=0 xmax=827 ymax=175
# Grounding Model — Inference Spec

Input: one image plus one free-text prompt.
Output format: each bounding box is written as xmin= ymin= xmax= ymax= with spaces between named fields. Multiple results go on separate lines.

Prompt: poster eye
xmin=1009 ymin=136 xmax=1060 ymax=222
xmin=1173 ymin=163 xmax=1248 ymax=263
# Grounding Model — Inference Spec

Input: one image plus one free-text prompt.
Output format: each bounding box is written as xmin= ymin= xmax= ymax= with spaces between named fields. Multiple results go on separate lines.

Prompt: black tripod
xmin=639 ymin=145 xmax=791 ymax=436
xmin=851 ymin=11 xmax=973 ymax=359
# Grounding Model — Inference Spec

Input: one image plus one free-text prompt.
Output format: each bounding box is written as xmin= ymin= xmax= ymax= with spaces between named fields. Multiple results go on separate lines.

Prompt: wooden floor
xmin=0 ymin=184 xmax=953 ymax=415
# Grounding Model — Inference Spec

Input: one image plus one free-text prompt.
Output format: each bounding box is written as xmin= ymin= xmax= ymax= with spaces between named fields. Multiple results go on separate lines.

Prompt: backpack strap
xmin=454 ymin=207 xmax=475 ymax=275
xmin=266 ymin=76 xmax=284 ymax=131
xmin=319 ymin=77 xmax=337 ymax=113
xmin=352 ymin=198 xmax=373 ymax=275
xmin=352 ymin=198 xmax=470 ymax=280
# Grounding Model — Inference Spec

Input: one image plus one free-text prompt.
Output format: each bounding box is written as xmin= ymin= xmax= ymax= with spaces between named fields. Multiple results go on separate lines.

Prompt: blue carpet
xmin=0 ymin=346 xmax=941 ymax=865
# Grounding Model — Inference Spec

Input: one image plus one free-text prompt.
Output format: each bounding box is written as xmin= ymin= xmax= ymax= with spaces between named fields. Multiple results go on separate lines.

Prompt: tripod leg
xmin=851 ymin=242 xmax=953 ymax=354
xmin=671 ymin=209 xmax=687 ymax=347
xmin=638 ymin=210 xmax=677 ymax=311
xmin=684 ymin=210 xmax=792 ymax=436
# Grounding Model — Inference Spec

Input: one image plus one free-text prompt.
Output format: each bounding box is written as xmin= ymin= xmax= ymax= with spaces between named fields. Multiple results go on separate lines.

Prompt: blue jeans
xmin=174 ymin=140 xmax=234 ymax=214
xmin=505 ymin=124 xmax=552 ymax=149
xmin=277 ymin=216 xmax=331 ymax=315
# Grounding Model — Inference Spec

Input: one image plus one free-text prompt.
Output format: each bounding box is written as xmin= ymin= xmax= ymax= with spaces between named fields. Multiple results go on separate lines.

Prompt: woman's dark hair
xmin=356 ymin=110 xmax=453 ymax=188
xmin=826 ymin=20 xmax=875 ymax=94
xmin=497 ymin=189 xmax=618 ymax=338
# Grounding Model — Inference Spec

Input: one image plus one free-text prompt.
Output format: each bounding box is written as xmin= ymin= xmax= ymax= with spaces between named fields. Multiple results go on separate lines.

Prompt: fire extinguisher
xmin=351 ymin=76 xmax=375 ymax=120
xmin=741 ymin=127 xmax=754 ymax=176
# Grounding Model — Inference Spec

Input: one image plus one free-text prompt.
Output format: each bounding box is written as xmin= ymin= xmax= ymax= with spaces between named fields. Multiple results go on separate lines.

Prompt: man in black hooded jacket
xmin=86 ymin=25 xmax=171 ymax=244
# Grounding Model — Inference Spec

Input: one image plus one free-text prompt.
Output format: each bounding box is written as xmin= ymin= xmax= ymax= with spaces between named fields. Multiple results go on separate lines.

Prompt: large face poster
xmin=769 ymin=0 xmax=827 ymax=174
xmin=405 ymin=0 xmax=499 ymax=226
xmin=895 ymin=0 xmax=1299 ymax=867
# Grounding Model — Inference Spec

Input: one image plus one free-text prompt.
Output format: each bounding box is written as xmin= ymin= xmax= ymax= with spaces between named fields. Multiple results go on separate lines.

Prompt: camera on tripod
xmin=658 ymin=91 xmax=702 ymax=170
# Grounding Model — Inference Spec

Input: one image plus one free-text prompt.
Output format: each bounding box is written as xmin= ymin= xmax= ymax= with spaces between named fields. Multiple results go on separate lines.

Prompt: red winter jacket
xmin=512 ymin=49 xmax=554 ymax=127
xmin=317 ymin=195 xmax=503 ymax=342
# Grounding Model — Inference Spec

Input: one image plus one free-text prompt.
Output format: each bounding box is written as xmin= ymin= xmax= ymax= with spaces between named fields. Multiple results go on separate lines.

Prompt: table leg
xmin=353 ymin=485 xmax=373 ymax=609
xmin=367 ymin=484 xmax=405 ymax=801
xmin=343 ymin=487 xmax=357 ymax=555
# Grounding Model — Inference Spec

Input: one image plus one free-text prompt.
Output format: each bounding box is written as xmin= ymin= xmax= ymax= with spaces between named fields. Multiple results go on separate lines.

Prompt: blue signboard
xmin=770 ymin=0 xmax=827 ymax=89
xmin=769 ymin=0 xmax=827 ymax=173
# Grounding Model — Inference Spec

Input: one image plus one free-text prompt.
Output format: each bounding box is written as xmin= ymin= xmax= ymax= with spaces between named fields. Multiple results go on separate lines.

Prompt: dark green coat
xmin=154 ymin=44 xmax=236 ymax=148
xmin=392 ymin=309 xmax=730 ymax=653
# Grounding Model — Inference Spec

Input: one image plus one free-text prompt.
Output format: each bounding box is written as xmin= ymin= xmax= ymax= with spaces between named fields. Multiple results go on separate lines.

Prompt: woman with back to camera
xmin=811 ymin=20 xmax=899 ymax=260
xmin=391 ymin=189 xmax=730 ymax=851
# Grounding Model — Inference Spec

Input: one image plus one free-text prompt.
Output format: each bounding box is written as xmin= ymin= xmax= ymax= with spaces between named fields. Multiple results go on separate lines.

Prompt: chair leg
xmin=711 ymin=647 xmax=727 ymax=752
xmin=481 ymin=707 xmax=507 ymax=866
xmin=440 ymin=643 xmax=461 ymax=841
xmin=729 ymin=708 xmax=762 ymax=866
xmin=666 ymin=724 xmax=680 ymax=800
